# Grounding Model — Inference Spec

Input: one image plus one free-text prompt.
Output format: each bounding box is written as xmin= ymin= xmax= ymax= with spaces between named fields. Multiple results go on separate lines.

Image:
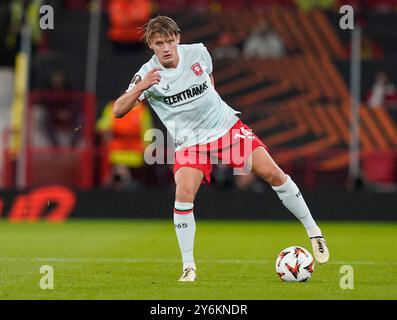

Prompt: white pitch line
xmin=0 ymin=257 xmax=396 ymax=265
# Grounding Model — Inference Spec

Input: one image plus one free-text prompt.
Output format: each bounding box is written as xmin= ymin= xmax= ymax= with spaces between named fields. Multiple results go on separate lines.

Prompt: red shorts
xmin=173 ymin=119 xmax=268 ymax=184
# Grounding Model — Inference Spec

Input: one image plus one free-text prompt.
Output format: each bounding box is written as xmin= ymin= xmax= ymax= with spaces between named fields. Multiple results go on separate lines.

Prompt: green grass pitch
xmin=0 ymin=220 xmax=396 ymax=300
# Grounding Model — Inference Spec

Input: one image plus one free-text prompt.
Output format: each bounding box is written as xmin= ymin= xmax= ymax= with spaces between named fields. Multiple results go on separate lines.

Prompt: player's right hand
xmin=138 ymin=67 xmax=162 ymax=90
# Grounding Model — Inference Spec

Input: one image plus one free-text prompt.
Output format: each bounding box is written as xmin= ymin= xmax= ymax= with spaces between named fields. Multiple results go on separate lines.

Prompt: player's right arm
xmin=113 ymin=67 xmax=162 ymax=118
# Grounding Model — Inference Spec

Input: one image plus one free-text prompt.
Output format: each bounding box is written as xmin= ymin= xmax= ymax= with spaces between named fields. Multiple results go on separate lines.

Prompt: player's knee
xmin=175 ymin=184 xmax=196 ymax=202
xmin=258 ymin=167 xmax=286 ymax=187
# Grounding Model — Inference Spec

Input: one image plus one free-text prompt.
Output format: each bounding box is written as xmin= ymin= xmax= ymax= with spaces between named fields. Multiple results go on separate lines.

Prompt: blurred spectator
xmin=212 ymin=31 xmax=240 ymax=62
xmin=243 ymin=20 xmax=284 ymax=59
xmin=366 ymin=71 xmax=397 ymax=109
xmin=107 ymin=0 xmax=151 ymax=45
xmin=96 ymin=101 xmax=153 ymax=190
xmin=40 ymin=69 xmax=82 ymax=147
xmin=6 ymin=0 xmax=43 ymax=51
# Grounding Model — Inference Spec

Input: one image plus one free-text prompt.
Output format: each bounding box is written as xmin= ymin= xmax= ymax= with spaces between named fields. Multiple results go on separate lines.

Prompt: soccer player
xmin=113 ymin=16 xmax=330 ymax=282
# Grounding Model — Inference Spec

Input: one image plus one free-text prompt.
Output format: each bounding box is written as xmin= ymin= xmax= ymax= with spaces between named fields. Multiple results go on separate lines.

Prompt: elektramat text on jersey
xmin=163 ymin=81 xmax=209 ymax=105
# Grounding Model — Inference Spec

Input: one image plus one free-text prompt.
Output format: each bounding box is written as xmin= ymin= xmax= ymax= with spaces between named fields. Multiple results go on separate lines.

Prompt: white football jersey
xmin=126 ymin=43 xmax=240 ymax=150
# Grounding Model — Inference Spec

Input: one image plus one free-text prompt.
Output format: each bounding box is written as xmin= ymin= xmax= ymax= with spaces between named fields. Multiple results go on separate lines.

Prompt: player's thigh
xmin=251 ymin=147 xmax=286 ymax=186
xmin=174 ymin=167 xmax=204 ymax=202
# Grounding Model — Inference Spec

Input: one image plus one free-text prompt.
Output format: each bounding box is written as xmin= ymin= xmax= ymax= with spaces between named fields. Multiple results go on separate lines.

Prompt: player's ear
xmin=175 ymin=34 xmax=181 ymax=44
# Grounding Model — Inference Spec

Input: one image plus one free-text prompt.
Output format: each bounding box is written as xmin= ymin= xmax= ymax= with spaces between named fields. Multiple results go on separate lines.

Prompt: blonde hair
xmin=142 ymin=16 xmax=181 ymax=44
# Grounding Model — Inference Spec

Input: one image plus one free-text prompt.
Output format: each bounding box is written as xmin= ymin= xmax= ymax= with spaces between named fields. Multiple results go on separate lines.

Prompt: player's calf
xmin=250 ymin=148 xmax=330 ymax=263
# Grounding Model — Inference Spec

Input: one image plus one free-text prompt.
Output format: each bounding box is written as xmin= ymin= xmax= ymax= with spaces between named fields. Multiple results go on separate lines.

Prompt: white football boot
xmin=178 ymin=267 xmax=196 ymax=282
xmin=310 ymin=236 xmax=330 ymax=264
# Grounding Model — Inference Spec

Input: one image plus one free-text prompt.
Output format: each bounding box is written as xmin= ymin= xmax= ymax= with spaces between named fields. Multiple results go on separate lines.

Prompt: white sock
xmin=174 ymin=201 xmax=196 ymax=271
xmin=272 ymin=175 xmax=322 ymax=238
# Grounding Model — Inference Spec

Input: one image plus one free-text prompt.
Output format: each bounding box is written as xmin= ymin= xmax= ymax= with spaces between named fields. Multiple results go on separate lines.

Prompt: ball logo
xmin=174 ymin=223 xmax=188 ymax=229
xmin=191 ymin=62 xmax=203 ymax=76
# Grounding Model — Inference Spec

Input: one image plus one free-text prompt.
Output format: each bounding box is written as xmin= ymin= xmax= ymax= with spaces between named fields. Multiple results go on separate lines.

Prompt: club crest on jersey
xmin=191 ymin=62 xmax=203 ymax=76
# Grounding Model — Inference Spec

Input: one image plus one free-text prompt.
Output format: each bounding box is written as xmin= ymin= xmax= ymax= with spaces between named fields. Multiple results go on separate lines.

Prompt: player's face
xmin=149 ymin=33 xmax=180 ymax=68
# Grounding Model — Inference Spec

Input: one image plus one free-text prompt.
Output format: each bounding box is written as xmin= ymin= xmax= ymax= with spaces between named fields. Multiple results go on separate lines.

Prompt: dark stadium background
xmin=1 ymin=0 xmax=397 ymax=302
xmin=0 ymin=1 xmax=396 ymax=221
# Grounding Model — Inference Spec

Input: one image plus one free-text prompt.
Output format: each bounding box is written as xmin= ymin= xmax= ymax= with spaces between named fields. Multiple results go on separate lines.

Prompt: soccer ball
xmin=275 ymin=246 xmax=315 ymax=282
